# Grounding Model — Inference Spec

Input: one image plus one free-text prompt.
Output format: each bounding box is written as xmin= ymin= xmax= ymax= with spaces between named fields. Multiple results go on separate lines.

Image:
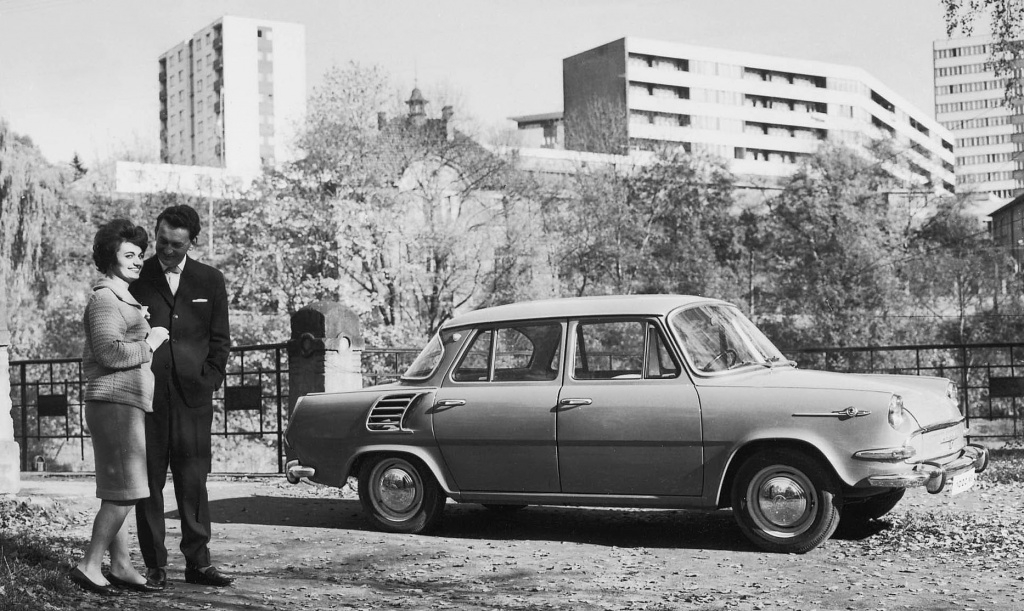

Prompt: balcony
xmin=213 ymin=36 xmax=222 ymax=51
xmin=159 ymin=109 xmax=167 ymax=122
xmin=213 ymin=100 xmax=221 ymax=114
xmin=213 ymin=58 xmax=223 ymax=72
xmin=159 ymin=90 xmax=166 ymax=103
xmin=159 ymin=70 xmax=166 ymax=83
xmin=213 ymin=79 xmax=222 ymax=93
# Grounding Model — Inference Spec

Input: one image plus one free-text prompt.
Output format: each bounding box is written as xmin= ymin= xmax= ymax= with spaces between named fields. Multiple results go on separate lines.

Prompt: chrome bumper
xmin=866 ymin=443 xmax=989 ymax=494
xmin=285 ymin=459 xmax=316 ymax=484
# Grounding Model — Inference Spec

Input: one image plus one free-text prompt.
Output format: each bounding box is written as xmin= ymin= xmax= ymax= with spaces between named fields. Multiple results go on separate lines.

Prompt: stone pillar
xmin=0 ymin=307 xmax=21 ymax=494
xmin=287 ymin=300 xmax=364 ymax=414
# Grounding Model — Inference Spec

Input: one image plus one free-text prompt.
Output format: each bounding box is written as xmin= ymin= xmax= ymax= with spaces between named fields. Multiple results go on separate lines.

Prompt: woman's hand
xmin=146 ymin=326 xmax=170 ymax=352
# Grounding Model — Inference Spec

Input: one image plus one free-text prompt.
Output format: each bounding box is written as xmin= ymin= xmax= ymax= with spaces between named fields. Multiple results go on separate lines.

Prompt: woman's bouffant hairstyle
xmin=92 ymin=219 xmax=149 ymax=274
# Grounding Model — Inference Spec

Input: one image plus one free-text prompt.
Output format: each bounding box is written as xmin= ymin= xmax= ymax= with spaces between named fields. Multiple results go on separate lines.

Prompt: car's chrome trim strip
xmin=792 ymin=407 xmax=871 ymax=419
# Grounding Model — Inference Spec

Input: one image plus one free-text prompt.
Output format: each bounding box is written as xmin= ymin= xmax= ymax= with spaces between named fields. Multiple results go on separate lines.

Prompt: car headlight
xmin=888 ymin=394 xmax=905 ymax=429
xmin=946 ymin=381 xmax=960 ymax=411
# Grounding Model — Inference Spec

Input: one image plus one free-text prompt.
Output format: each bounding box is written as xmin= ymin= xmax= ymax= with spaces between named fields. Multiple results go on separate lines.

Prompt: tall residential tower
xmin=933 ymin=35 xmax=1024 ymax=205
xmin=158 ymin=16 xmax=306 ymax=173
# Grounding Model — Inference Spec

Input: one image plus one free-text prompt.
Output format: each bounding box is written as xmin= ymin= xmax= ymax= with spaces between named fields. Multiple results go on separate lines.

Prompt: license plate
xmin=947 ymin=469 xmax=976 ymax=496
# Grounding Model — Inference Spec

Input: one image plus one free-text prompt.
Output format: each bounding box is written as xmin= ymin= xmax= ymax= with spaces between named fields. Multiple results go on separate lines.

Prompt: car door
xmin=556 ymin=318 xmax=703 ymax=496
xmin=431 ymin=321 xmax=564 ymax=493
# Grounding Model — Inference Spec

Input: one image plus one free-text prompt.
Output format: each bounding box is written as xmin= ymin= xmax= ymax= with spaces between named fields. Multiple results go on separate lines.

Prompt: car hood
xmin=716 ymin=367 xmax=961 ymax=428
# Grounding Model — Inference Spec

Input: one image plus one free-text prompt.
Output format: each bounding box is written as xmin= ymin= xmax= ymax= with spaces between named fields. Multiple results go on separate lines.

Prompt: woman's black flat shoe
xmin=106 ymin=572 xmax=165 ymax=592
xmin=68 ymin=568 xmax=120 ymax=597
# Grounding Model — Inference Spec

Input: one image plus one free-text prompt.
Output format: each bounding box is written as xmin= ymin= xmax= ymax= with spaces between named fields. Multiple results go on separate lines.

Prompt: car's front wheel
xmin=358 ymin=455 xmax=446 ymax=534
xmin=731 ymin=449 xmax=841 ymax=553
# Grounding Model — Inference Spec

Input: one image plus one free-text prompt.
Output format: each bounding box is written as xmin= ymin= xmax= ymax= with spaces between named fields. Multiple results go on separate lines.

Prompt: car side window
xmin=574 ymin=320 xmax=645 ymax=379
xmin=452 ymin=329 xmax=492 ymax=382
xmin=646 ymin=326 xmax=680 ymax=379
xmin=452 ymin=323 xmax=562 ymax=382
xmin=574 ymin=320 xmax=678 ymax=380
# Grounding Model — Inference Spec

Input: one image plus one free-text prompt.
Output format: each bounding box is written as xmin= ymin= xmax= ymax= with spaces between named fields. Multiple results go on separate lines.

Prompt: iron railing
xmin=9 ymin=341 xmax=1024 ymax=473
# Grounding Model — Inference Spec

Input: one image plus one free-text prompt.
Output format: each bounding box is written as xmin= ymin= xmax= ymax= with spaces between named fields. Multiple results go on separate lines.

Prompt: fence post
xmin=286 ymin=302 xmax=364 ymax=458
xmin=0 ymin=308 xmax=20 ymax=494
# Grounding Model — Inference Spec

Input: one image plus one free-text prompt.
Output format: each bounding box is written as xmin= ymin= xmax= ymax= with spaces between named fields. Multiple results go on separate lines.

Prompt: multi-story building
xmin=933 ymin=35 xmax=1024 ymax=204
xmin=513 ymin=37 xmax=956 ymax=194
xmin=158 ymin=16 xmax=306 ymax=173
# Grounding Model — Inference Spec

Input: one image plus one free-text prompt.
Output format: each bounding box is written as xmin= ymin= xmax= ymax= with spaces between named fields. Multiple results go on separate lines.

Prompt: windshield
xmin=669 ymin=304 xmax=787 ymax=373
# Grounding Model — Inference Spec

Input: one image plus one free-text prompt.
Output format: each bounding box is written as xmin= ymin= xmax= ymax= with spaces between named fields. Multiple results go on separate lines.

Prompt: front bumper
xmin=865 ymin=443 xmax=989 ymax=494
xmin=285 ymin=459 xmax=316 ymax=484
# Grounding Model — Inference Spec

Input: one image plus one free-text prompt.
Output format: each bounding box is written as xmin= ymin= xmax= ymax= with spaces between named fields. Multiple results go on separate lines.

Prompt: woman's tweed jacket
xmin=82 ymin=276 xmax=155 ymax=412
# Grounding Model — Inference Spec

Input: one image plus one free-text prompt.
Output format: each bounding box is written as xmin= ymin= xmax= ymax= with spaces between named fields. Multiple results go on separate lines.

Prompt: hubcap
xmin=746 ymin=466 xmax=816 ymax=537
xmin=756 ymin=476 xmax=808 ymax=527
xmin=378 ymin=466 xmax=418 ymax=513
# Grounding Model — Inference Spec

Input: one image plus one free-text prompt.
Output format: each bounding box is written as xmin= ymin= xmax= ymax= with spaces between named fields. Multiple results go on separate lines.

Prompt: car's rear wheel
xmin=358 ymin=455 xmax=446 ymax=534
xmin=731 ymin=449 xmax=841 ymax=553
xmin=842 ymin=488 xmax=905 ymax=524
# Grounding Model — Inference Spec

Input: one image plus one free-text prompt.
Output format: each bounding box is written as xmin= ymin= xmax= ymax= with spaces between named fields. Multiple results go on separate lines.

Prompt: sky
xmin=0 ymin=0 xmax=966 ymax=167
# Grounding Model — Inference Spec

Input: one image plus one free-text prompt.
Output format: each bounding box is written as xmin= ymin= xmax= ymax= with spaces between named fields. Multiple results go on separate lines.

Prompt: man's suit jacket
xmin=130 ymin=256 xmax=230 ymax=409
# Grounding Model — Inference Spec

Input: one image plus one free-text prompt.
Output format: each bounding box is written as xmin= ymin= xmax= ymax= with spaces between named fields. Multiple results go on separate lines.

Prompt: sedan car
xmin=285 ymin=295 xmax=988 ymax=553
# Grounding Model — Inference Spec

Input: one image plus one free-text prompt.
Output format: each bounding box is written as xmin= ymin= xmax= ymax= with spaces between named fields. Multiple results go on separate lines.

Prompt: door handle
xmin=435 ymin=399 xmax=466 ymax=408
xmin=559 ymin=398 xmax=592 ymax=407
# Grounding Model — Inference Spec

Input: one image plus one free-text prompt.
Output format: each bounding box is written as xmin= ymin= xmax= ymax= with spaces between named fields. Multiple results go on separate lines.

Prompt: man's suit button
xmin=164 ymin=364 xmax=170 ymax=369
xmin=173 ymin=315 xmax=179 ymax=319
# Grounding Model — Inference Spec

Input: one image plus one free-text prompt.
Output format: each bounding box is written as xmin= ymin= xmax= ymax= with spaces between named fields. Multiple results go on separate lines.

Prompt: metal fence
xmin=9 ymin=341 xmax=1024 ymax=473
xmin=7 ymin=344 xmax=419 ymax=474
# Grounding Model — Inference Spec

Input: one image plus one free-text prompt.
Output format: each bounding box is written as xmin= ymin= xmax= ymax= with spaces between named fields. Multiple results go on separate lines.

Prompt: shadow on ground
xmin=193 ymin=495 xmax=758 ymax=552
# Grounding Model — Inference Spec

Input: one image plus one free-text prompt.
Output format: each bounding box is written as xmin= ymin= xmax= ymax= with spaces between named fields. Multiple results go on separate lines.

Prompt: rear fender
xmin=346 ymin=445 xmax=460 ymax=495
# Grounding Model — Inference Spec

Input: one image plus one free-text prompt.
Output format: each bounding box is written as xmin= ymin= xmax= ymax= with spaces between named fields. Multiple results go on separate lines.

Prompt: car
xmin=284 ymin=295 xmax=989 ymax=553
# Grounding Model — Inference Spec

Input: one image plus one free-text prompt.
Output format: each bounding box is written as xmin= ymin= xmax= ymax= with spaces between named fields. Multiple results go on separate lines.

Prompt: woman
xmin=69 ymin=219 xmax=169 ymax=596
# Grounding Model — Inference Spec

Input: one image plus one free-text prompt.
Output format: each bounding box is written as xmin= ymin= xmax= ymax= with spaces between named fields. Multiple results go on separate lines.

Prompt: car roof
xmin=443 ymin=294 xmax=732 ymax=329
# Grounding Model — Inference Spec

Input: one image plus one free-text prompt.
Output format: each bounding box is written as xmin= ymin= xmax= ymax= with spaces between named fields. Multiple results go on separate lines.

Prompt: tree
xmin=0 ymin=120 xmax=89 ymax=358
xmin=540 ymin=150 xmax=741 ymax=298
xmin=624 ymin=150 xmax=742 ymax=298
xmin=222 ymin=63 xmax=524 ymax=344
xmin=563 ymin=97 xmax=628 ymax=155
xmin=756 ymin=143 xmax=922 ymax=348
xmin=70 ymin=153 xmax=88 ymax=179
xmin=908 ymin=196 xmax=1017 ymax=343
xmin=942 ymin=0 xmax=1024 ymax=102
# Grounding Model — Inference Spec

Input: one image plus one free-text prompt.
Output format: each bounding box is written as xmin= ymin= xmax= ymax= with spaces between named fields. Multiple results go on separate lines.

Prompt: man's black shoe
xmin=145 ymin=567 xmax=167 ymax=589
xmin=184 ymin=566 xmax=234 ymax=587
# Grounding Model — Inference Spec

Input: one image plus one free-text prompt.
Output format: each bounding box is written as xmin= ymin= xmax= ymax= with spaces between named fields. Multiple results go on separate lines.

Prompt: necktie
xmin=165 ymin=266 xmax=181 ymax=296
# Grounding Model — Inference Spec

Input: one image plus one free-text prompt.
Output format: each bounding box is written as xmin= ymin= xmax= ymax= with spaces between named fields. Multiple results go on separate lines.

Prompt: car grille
xmin=366 ymin=393 xmax=424 ymax=432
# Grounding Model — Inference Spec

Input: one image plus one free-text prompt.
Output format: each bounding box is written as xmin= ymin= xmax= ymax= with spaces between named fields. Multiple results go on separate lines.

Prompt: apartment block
xmin=933 ymin=35 xmax=1024 ymax=204
xmin=158 ymin=16 xmax=306 ymax=173
xmin=515 ymin=37 xmax=956 ymax=194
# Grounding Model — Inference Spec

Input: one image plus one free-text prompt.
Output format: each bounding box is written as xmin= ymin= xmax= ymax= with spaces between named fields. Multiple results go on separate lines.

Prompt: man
xmin=129 ymin=204 xmax=233 ymax=588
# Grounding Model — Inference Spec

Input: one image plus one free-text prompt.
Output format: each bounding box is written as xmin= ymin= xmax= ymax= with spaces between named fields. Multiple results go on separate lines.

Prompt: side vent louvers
xmin=366 ymin=393 xmax=422 ymax=432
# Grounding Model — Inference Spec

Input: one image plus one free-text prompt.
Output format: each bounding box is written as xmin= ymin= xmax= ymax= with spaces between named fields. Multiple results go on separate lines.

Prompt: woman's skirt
xmin=84 ymin=400 xmax=150 ymax=501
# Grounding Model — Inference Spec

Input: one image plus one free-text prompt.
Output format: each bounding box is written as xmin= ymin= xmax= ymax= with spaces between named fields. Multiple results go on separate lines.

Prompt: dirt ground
xmin=15 ymin=473 xmax=1024 ymax=611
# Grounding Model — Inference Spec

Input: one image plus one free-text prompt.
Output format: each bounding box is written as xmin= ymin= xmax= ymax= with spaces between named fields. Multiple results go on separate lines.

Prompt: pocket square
xmin=193 ymin=298 xmax=209 ymax=303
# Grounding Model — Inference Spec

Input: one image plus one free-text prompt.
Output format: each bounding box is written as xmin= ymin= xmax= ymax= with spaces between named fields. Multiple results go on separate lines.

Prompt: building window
xmin=196 ymin=39 xmax=202 ymax=51
xmin=197 ymin=79 xmax=203 ymax=91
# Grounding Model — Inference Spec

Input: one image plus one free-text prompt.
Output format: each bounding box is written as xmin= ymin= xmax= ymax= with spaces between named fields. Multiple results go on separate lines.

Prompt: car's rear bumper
xmin=285 ymin=459 xmax=316 ymax=484
xmin=865 ymin=443 xmax=989 ymax=493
